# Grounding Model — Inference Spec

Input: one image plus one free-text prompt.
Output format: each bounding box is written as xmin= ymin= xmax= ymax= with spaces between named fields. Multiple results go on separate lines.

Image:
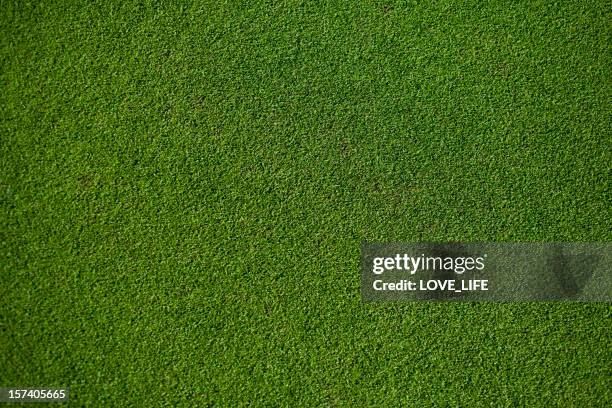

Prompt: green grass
xmin=2 ymin=0 xmax=611 ymax=406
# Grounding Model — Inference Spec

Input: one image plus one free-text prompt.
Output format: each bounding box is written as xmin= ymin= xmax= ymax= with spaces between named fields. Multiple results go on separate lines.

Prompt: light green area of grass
xmin=2 ymin=1 xmax=611 ymax=406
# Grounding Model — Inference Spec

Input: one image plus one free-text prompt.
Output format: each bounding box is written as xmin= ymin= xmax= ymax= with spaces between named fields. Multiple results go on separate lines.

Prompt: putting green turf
xmin=2 ymin=0 xmax=611 ymax=406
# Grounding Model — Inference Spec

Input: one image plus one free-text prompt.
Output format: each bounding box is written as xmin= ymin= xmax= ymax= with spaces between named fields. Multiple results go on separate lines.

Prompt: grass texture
xmin=2 ymin=0 xmax=611 ymax=406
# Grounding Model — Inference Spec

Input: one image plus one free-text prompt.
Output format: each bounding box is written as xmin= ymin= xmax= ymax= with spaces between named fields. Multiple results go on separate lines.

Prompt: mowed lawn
xmin=1 ymin=1 xmax=610 ymax=406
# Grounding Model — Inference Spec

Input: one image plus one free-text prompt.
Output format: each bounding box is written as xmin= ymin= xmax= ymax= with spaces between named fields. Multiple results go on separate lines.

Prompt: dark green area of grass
xmin=2 ymin=0 xmax=611 ymax=406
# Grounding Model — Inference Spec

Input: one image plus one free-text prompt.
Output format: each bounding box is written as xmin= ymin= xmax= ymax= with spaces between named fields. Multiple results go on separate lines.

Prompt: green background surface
xmin=2 ymin=1 xmax=611 ymax=406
